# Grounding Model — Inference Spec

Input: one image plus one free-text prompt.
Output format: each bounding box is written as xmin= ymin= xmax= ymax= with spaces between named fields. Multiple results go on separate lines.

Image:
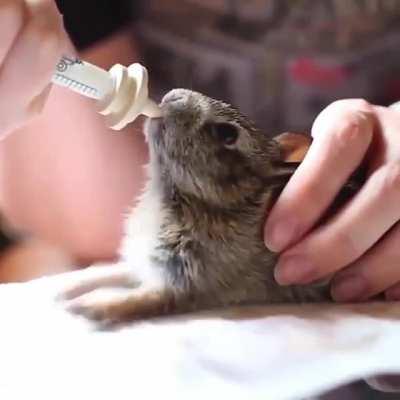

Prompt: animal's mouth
xmin=146 ymin=117 xmax=164 ymax=137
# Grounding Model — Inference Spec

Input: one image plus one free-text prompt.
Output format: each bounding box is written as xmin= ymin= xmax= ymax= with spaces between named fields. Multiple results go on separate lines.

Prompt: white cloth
xmin=1 ymin=271 xmax=400 ymax=400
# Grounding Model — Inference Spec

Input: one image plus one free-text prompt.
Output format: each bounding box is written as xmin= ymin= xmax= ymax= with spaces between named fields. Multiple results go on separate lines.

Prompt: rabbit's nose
xmin=162 ymin=89 xmax=192 ymax=106
xmin=163 ymin=92 xmax=184 ymax=104
xmin=161 ymin=89 xmax=201 ymax=128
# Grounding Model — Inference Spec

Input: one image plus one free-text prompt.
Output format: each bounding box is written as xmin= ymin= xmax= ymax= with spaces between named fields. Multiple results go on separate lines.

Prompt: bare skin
xmin=2 ymin=1 xmax=400 ymax=308
xmin=58 ymin=90 xmax=356 ymax=324
xmin=0 ymin=1 xmax=148 ymax=278
xmin=264 ymin=100 xmax=400 ymax=303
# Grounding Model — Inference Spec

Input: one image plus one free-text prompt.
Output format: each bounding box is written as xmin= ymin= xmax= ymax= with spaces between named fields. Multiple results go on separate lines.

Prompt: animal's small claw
xmin=65 ymin=300 xmax=104 ymax=321
xmin=54 ymin=264 xmax=136 ymax=302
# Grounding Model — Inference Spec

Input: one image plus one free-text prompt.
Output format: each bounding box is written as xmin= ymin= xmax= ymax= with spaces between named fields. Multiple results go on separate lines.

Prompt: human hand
xmin=0 ymin=0 xmax=66 ymax=138
xmin=264 ymin=99 xmax=400 ymax=302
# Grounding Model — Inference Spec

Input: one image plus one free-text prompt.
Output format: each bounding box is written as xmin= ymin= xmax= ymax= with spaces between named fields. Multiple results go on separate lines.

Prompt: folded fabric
xmin=1 ymin=271 xmax=400 ymax=400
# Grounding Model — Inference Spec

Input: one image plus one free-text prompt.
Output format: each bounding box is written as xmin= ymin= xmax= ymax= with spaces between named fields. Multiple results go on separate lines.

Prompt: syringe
xmin=51 ymin=55 xmax=163 ymax=130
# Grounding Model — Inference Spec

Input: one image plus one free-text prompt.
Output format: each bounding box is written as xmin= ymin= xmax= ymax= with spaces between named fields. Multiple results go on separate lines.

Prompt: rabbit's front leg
xmin=58 ymin=263 xmax=175 ymax=323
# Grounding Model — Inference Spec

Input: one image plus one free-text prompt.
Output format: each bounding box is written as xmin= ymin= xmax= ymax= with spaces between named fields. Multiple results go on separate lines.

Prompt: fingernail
xmin=274 ymin=255 xmax=316 ymax=285
xmin=331 ymin=275 xmax=367 ymax=302
xmin=265 ymin=217 xmax=299 ymax=252
xmin=385 ymin=286 xmax=400 ymax=301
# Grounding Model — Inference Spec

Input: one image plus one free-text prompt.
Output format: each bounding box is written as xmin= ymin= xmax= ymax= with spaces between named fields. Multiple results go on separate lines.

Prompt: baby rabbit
xmin=59 ymin=89 xmax=361 ymax=323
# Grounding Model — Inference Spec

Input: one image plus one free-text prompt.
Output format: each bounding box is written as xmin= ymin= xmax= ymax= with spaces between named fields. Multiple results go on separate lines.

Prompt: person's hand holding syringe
xmin=0 ymin=0 xmax=66 ymax=138
xmin=0 ymin=0 xmax=163 ymax=270
xmin=0 ymin=0 xmax=161 ymax=140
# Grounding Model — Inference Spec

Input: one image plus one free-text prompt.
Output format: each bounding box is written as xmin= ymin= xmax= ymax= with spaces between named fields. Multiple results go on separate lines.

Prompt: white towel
xmin=1 ymin=271 xmax=399 ymax=400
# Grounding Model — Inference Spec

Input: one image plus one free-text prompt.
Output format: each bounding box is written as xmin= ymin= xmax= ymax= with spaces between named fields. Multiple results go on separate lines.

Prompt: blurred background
xmin=134 ymin=0 xmax=400 ymax=134
xmin=3 ymin=0 xmax=400 ymax=283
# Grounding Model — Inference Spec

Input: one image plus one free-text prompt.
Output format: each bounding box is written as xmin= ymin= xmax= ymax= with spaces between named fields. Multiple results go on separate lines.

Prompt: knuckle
xmin=327 ymin=99 xmax=352 ymax=110
xmin=333 ymin=112 xmax=371 ymax=150
xmin=312 ymin=99 xmax=374 ymax=141
xmin=329 ymin=98 xmax=373 ymax=113
xmin=332 ymin=229 xmax=361 ymax=261
xmin=349 ymin=98 xmax=373 ymax=112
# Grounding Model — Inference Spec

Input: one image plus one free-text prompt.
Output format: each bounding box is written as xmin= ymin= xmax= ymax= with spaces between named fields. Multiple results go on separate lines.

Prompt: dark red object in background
xmin=289 ymin=58 xmax=350 ymax=88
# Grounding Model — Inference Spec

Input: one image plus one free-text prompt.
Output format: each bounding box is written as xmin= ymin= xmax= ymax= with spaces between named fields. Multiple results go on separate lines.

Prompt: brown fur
xmin=60 ymin=89 xmax=362 ymax=324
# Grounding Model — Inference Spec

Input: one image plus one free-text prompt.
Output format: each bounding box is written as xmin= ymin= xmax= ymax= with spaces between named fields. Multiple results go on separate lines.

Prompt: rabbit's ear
xmin=263 ymin=132 xmax=311 ymax=188
xmin=273 ymin=132 xmax=312 ymax=163
xmin=270 ymin=131 xmax=363 ymax=221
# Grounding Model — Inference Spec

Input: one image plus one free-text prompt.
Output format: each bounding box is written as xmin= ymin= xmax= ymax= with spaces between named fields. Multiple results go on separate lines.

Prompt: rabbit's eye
xmin=205 ymin=122 xmax=239 ymax=146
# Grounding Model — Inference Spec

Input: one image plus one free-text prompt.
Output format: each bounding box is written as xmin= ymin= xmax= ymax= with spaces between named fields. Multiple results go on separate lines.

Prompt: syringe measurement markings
xmin=52 ymin=73 xmax=99 ymax=98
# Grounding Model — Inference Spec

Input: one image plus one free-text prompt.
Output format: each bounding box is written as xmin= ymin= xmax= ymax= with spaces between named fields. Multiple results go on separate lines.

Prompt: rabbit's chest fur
xmin=121 ymin=173 xmax=331 ymax=311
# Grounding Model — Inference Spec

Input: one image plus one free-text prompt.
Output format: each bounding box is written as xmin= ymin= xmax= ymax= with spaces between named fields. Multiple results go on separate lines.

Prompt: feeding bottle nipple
xmin=97 ymin=63 xmax=163 ymax=130
xmin=51 ymin=56 xmax=163 ymax=130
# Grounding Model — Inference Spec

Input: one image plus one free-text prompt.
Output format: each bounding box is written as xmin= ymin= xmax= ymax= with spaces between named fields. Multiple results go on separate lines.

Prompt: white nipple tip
xmin=97 ymin=63 xmax=163 ymax=130
xmin=52 ymin=56 xmax=162 ymax=131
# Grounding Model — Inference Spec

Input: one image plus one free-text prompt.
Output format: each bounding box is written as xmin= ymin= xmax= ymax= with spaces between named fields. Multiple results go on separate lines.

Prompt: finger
xmin=27 ymin=83 xmax=52 ymax=114
xmin=330 ymin=223 xmax=400 ymax=302
xmin=0 ymin=82 xmax=54 ymax=141
xmin=0 ymin=0 xmax=25 ymax=63
xmin=274 ymin=161 xmax=400 ymax=286
xmin=385 ymin=281 xmax=400 ymax=301
xmin=264 ymin=99 xmax=373 ymax=252
xmin=0 ymin=0 xmax=66 ymax=134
